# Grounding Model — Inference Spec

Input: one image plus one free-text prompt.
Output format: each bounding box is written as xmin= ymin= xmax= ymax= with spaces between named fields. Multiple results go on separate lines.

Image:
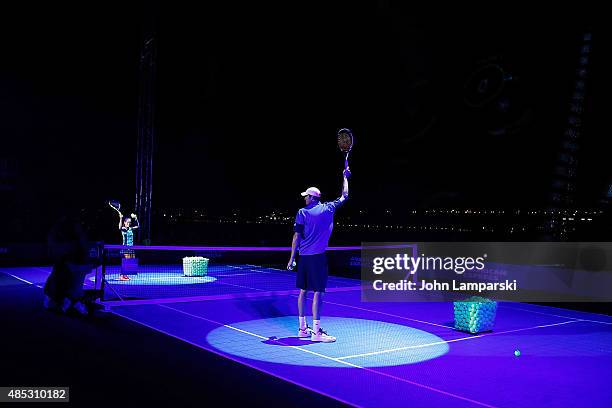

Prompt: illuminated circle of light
xmin=207 ymin=316 xmax=449 ymax=367
xmin=88 ymin=268 xmax=217 ymax=286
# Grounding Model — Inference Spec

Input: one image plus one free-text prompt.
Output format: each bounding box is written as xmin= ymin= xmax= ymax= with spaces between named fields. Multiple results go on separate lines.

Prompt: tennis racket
xmin=108 ymin=200 xmax=121 ymax=215
xmin=337 ymin=128 xmax=354 ymax=170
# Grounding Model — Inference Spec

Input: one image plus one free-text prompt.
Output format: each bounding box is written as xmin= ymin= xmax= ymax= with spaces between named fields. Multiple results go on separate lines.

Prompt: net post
xmin=100 ymin=246 xmax=107 ymax=300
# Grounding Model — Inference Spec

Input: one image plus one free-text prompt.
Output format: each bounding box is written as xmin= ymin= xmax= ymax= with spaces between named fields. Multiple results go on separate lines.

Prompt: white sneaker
xmin=298 ymin=326 xmax=312 ymax=339
xmin=311 ymin=328 xmax=336 ymax=343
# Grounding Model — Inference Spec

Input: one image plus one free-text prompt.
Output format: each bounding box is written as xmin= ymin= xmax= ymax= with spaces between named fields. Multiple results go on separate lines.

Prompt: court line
xmin=226 ymin=265 xmax=275 ymax=275
xmin=319 ymin=295 xmax=612 ymax=331
xmin=257 ymin=283 xmax=456 ymax=330
xmin=314 ymin=297 xmax=454 ymax=329
xmin=103 ymin=263 xmax=355 ymax=287
xmin=499 ymin=304 xmax=612 ymax=326
xmin=33 ymin=267 xmax=98 ymax=289
xmin=244 ymin=273 xmax=455 ymax=330
xmin=16 ymin=267 xmax=610 ymax=333
xmin=100 ymin=264 xmax=361 ymax=306
xmin=1 ymin=269 xmax=491 ymax=406
xmin=104 ymin=244 xmax=414 ymax=251
xmin=2 ymin=271 xmax=40 ymax=287
xmin=336 ymin=320 xmax=579 ymax=360
xmin=97 ymin=264 xmax=612 ymax=327
xmin=103 ymin=276 xmax=214 ymax=282
xmin=16 ymin=266 xmax=612 ymax=331
xmin=99 ymin=286 xmax=362 ymax=306
xmin=12 ymin=267 xmax=600 ymax=405
xmin=134 ymin=266 xmax=443 ymax=331
xmin=216 ymin=272 xmax=266 ymax=277
xmin=153 ymin=303 xmax=497 ymax=408
xmin=104 ymin=266 xmax=271 ymax=301
xmin=299 ymin=289 xmax=611 ymax=330
xmin=9 ymin=267 xmax=105 ymax=290
xmin=232 ymin=264 xmax=358 ymax=284
xmin=3 ymin=267 xmax=44 ymax=289
xmin=101 ymin=275 xmax=453 ymax=328
xmin=100 ymin=308 xmax=359 ymax=408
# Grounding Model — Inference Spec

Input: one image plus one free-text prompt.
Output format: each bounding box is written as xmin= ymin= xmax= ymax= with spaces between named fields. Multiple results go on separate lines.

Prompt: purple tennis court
xmin=2 ymin=5 xmax=604 ymax=407
xmin=4 ymin=260 xmax=611 ymax=408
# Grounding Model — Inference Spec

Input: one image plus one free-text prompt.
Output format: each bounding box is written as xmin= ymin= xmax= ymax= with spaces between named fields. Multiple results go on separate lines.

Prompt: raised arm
xmin=341 ymin=167 xmax=350 ymax=201
xmin=118 ymin=212 xmax=123 ymax=230
xmin=131 ymin=213 xmax=140 ymax=229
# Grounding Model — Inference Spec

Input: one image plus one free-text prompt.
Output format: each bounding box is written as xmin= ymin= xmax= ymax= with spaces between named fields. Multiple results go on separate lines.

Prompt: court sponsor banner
xmin=361 ymin=242 xmax=612 ymax=302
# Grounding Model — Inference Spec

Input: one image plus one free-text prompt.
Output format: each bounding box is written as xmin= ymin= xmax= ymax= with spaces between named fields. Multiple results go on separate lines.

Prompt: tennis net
xmin=94 ymin=245 xmax=364 ymax=306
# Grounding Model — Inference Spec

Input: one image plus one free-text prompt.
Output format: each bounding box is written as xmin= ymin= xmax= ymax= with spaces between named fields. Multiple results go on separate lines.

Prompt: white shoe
xmin=311 ymin=328 xmax=336 ymax=343
xmin=298 ymin=326 xmax=312 ymax=339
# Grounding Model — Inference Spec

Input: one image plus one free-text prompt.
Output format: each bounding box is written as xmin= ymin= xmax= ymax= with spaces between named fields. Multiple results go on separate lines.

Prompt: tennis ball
xmin=514 ymin=350 xmax=521 ymax=357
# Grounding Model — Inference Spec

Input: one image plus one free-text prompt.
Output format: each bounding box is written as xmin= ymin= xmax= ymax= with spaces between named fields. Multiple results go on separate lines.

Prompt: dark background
xmin=0 ymin=2 xmax=605 ymax=244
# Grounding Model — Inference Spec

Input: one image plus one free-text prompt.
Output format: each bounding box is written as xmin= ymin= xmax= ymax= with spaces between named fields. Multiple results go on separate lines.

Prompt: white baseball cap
xmin=300 ymin=187 xmax=321 ymax=197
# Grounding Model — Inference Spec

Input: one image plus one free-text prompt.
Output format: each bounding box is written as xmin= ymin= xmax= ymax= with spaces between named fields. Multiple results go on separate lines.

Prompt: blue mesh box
xmin=454 ymin=296 xmax=497 ymax=334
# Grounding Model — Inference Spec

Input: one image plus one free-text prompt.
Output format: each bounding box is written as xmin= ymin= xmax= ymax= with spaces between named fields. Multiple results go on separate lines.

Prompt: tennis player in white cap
xmin=287 ymin=167 xmax=350 ymax=342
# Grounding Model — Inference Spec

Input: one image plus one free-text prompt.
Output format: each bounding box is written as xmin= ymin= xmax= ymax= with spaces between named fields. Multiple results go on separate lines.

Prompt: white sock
xmin=299 ymin=316 xmax=307 ymax=329
xmin=313 ymin=320 xmax=321 ymax=333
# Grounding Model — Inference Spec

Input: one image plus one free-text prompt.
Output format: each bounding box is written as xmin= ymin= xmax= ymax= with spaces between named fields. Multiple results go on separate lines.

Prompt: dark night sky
xmin=152 ymin=3 xmax=602 ymax=212
xmin=0 ymin=2 xmax=605 ymax=233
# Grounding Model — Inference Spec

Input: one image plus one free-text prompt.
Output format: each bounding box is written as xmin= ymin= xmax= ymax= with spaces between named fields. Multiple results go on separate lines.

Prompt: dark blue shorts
xmin=296 ymin=253 xmax=328 ymax=292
